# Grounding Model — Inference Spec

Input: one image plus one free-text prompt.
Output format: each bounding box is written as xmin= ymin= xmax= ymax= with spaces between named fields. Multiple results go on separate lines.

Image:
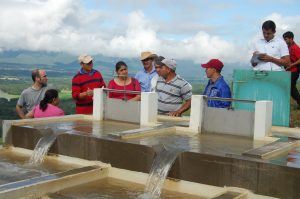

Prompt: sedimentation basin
xmin=4 ymin=115 xmax=300 ymax=199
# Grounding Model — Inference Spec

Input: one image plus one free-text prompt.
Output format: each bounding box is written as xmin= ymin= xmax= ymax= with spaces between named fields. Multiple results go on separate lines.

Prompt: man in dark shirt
xmin=283 ymin=31 xmax=300 ymax=108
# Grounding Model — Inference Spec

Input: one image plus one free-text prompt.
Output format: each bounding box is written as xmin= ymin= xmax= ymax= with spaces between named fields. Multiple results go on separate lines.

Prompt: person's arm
xmin=130 ymin=95 xmax=141 ymax=101
xmin=169 ymin=82 xmax=192 ymax=117
xmin=168 ymin=99 xmax=191 ymax=117
xmin=129 ymin=78 xmax=141 ymax=101
xmin=259 ymin=54 xmax=290 ymax=68
xmin=16 ymin=104 xmax=25 ymax=119
xmin=25 ymin=109 xmax=34 ymax=118
xmin=72 ymin=77 xmax=93 ymax=100
xmin=290 ymin=58 xmax=300 ymax=67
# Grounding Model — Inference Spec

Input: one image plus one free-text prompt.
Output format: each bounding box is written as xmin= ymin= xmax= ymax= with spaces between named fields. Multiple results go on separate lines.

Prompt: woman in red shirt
xmin=108 ymin=61 xmax=141 ymax=101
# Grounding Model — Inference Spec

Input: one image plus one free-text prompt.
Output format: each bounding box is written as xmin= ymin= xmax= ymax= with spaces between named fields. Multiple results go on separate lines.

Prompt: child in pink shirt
xmin=26 ymin=89 xmax=64 ymax=118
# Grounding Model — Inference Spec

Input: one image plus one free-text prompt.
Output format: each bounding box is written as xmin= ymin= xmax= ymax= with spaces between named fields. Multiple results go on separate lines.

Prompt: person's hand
xmin=285 ymin=64 xmax=292 ymax=71
xmin=86 ymin=88 xmax=93 ymax=96
xmin=258 ymin=54 xmax=273 ymax=62
xmin=168 ymin=110 xmax=182 ymax=117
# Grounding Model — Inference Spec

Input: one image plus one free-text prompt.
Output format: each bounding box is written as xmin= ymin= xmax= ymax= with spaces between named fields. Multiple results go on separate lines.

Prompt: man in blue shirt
xmin=201 ymin=59 xmax=231 ymax=108
xmin=135 ymin=51 xmax=157 ymax=92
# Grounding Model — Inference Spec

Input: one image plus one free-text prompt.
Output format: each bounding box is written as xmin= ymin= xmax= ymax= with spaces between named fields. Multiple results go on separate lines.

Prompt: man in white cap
xmin=72 ymin=54 xmax=106 ymax=114
xmin=155 ymin=58 xmax=192 ymax=117
xmin=135 ymin=51 xmax=157 ymax=92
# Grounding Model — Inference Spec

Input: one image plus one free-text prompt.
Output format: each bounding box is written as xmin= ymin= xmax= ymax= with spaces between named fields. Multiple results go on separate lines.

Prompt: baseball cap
xmin=154 ymin=56 xmax=165 ymax=66
xmin=78 ymin=54 xmax=93 ymax=64
xmin=201 ymin=59 xmax=224 ymax=71
xmin=161 ymin=58 xmax=177 ymax=71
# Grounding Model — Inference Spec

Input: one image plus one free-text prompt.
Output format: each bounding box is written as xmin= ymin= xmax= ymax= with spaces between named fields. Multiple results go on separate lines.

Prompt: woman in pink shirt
xmin=26 ymin=89 xmax=65 ymax=118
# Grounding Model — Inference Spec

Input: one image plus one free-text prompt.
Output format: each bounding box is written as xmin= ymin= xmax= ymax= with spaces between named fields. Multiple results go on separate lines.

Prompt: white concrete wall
xmin=140 ymin=92 xmax=158 ymax=126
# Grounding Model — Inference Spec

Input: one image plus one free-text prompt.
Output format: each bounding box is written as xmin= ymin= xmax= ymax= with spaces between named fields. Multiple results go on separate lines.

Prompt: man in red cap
xmin=201 ymin=59 xmax=231 ymax=108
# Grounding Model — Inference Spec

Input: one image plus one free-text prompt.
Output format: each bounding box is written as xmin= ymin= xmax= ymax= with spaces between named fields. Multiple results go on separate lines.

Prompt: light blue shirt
xmin=135 ymin=64 xmax=157 ymax=92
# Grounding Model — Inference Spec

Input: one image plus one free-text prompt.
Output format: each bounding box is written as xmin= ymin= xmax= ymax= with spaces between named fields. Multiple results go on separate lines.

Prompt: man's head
xmin=262 ymin=20 xmax=276 ymax=42
xmin=283 ymin=31 xmax=294 ymax=46
xmin=32 ymin=69 xmax=48 ymax=87
xmin=78 ymin=54 xmax=93 ymax=72
xmin=201 ymin=59 xmax=223 ymax=79
xmin=155 ymin=57 xmax=176 ymax=79
xmin=140 ymin=51 xmax=156 ymax=71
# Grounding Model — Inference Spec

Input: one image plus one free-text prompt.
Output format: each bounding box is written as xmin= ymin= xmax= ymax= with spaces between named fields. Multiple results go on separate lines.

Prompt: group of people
xmin=15 ymin=20 xmax=300 ymax=119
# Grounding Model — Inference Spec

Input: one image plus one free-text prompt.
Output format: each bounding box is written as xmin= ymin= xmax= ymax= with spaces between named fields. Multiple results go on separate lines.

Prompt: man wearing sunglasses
xmin=16 ymin=69 xmax=48 ymax=119
xmin=72 ymin=54 xmax=106 ymax=114
xmin=135 ymin=51 xmax=157 ymax=92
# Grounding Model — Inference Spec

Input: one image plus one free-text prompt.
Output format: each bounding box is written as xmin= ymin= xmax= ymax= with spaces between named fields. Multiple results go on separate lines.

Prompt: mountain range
xmin=0 ymin=50 xmax=248 ymax=82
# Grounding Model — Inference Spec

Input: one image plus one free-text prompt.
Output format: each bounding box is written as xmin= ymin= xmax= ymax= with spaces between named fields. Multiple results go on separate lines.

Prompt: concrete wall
xmin=6 ymin=125 xmax=300 ymax=199
xmin=104 ymin=98 xmax=141 ymax=124
xmin=202 ymin=107 xmax=254 ymax=137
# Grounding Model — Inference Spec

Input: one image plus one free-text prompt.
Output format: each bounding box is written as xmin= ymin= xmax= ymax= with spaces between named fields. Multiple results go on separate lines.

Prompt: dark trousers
xmin=291 ymin=71 xmax=300 ymax=105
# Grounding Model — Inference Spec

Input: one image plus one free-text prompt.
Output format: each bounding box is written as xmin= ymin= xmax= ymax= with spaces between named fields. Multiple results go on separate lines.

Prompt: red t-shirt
xmin=107 ymin=78 xmax=141 ymax=100
xmin=72 ymin=69 xmax=106 ymax=114
xmin=288 ymin=42 xmax=300 ymax=72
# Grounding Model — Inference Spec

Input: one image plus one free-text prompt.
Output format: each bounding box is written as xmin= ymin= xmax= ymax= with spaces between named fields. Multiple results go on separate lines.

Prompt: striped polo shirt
xmin=156 ymin=75 xmax=192 ymax=114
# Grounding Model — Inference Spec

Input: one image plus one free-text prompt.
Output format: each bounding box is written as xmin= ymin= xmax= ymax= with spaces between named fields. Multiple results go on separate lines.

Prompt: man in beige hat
xmin=135 ymin=51 xmax=157 ymax=92
xmin=72 ymin=54 xmax=106 ymax=114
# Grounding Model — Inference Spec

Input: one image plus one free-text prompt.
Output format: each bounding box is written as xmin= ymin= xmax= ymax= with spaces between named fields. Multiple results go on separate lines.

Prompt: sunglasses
xmin=142 ymin=58 xmax=152 ymax=62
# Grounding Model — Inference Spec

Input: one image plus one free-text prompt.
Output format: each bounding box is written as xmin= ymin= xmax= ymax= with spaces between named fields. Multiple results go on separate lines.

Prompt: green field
xmin=0 ymin=77 xmax=299 ymax=139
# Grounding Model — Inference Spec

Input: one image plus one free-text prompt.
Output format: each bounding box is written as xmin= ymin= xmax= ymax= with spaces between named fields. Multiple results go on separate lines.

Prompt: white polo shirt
xmin=252 ymin=37 xmax=289 ymax=71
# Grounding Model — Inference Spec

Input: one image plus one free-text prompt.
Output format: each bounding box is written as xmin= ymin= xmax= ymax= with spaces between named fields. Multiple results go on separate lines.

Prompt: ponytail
xmin=39 ymin=89 xmax=58 ymax=112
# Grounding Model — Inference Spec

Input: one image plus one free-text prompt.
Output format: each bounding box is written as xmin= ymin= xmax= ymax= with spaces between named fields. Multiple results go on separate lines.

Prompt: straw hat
xmin=140 ymin=51 xmax=156 ymax=61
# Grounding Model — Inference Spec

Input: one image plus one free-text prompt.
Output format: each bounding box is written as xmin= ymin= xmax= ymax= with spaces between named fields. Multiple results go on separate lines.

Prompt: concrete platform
xmin=4 ymin=118 xmax=300 ymax=198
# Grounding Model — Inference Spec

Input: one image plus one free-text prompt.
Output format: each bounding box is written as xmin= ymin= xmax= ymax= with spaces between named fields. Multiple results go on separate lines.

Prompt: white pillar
xmin=93 ymin=88 xmax=104 ymax=120
xmin=189 ymin=95 xmax=205 ymax=133
xmin=253 ymin=100 xmax=273 ymax=139
xmin=140 ymin=92 xmax=158 ymax=126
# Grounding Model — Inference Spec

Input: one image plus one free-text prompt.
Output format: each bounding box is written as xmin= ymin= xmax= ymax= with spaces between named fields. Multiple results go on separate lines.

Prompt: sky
xmin=0 ymin=0 xmax=300 ymax=64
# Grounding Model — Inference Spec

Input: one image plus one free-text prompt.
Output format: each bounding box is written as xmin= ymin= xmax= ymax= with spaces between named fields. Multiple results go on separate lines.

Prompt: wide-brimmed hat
xmin=78 ymin=54 xmax=93 ymax=64
xmin=140 ymin=51 xmax=156 ymax=61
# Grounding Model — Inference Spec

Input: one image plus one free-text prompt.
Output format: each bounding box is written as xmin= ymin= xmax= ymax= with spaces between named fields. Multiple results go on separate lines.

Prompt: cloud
xmin=2 ymin=1 xmax=299 ymax=65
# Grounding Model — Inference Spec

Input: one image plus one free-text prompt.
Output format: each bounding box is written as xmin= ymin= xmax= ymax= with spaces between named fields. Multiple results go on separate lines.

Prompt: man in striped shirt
xmin=155 ymin=58 xmax=192 ymax=117
xmin=72 ymin=54 xmax=106 ymax=114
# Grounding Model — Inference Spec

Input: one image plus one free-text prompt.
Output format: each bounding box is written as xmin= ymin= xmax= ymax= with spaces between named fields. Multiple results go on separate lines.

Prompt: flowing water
xmin=140 ymin=145 xmax=185 ymax=199
xmin=0 ymin=158 xmax=50 ymax=185
xmin=28 ymin=128 xmax=61 ymax=166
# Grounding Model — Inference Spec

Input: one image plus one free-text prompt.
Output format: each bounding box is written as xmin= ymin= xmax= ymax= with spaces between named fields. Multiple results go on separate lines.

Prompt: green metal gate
xmin=232 ymin=69 xmax=291 ymax=127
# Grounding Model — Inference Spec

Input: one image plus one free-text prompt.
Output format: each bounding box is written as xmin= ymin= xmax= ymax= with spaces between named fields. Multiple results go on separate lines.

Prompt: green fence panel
xmin=232 ymin=69 xmax=291 ymax=127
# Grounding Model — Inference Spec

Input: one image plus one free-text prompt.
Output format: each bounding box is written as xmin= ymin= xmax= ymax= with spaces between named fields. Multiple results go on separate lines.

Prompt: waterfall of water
xmin=141 ymin=145 xmax=183 ymax=199
xmin=28 ymin=129 xmax=59 ymax=166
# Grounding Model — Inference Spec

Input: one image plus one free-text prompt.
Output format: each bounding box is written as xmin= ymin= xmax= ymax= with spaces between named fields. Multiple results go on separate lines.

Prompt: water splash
xmin=140 ymin=145 xmax=184 ymax=199
xmin=27 ymin=128 xmax=59 ymax=166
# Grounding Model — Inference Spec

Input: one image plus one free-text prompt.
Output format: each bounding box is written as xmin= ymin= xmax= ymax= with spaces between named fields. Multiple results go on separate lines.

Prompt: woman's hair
xmin=39 ymin=89 xmax=58 ymax=111
xmin=115 ymin=61 xmax=127 ymax=72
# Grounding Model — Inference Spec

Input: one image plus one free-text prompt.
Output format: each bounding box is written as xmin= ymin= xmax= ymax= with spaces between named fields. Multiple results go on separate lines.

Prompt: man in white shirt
xmin=251 ymin=20 xmax=290 ymax=71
